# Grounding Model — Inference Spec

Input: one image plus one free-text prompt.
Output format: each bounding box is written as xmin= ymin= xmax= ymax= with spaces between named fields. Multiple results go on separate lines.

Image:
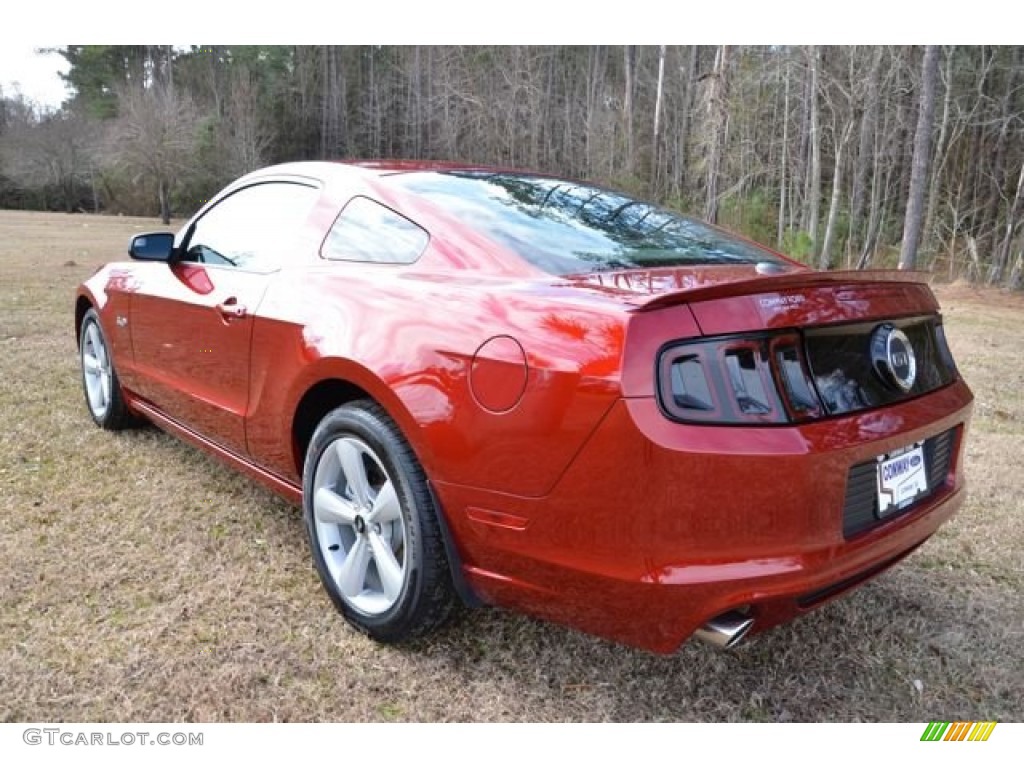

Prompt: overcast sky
xmin=0 ymin=45 xmax=70 ymax=109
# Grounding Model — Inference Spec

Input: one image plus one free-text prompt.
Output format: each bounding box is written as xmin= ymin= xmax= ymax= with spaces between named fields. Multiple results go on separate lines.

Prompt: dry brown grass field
xmin=1 ymin=209 xmax=1021 ymax=722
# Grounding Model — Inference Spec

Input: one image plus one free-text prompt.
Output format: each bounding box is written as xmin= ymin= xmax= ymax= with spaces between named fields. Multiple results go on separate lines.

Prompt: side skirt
xmin=126 ymin=394 xmax=303 ymax=505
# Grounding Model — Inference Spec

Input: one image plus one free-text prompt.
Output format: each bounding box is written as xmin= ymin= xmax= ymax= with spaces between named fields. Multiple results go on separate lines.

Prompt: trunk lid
xmin=565 ymin=266 xmax=939 ymax=331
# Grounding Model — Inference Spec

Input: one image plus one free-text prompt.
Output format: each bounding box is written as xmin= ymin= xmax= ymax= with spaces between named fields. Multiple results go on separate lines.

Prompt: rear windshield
xmin=392 ymin=171 xmax=785 ymax=275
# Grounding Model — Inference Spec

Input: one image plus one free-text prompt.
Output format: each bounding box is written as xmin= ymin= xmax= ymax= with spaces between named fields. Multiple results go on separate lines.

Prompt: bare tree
xmin=652 ymin=44 xmax=667 ymax=193
xmin=622 ymin=45 xmax=635 ymax=175
xmin=899 ymin=46 xmax=940 ymax=270
xmin=105 ymin=83 xmax=201 ymax=223
xmin=989 ymin=159 xmax=1024 ymax=283
xmin=921 ymin=46 xmax=954 ymax=264
xmin=849 ymin=47 xmax=884 ymax=260
xmin=819 ymin=122 xmax=853 ymax=269
xmin=223 ymin=65 xmax=274 ymax=175
xmin=777 ymin=55 xmax=791 ymax=249
xmin=702 ymin=45 xmax=729 ymax=223
xmin=0 ymin=106 xmax=100 ymax=212
xmin=805 ymin=47 xmax=822 ymax=255
xmin=670 ymin=45 xmax=699 ymax=201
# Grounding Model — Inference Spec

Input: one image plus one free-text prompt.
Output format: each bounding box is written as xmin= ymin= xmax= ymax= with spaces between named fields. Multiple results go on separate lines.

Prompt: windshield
xmin=393 ymin=171 xmax=786 ymax=276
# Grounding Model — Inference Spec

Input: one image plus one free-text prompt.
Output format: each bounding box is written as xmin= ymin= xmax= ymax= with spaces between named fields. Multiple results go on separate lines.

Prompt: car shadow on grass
xmin=402 ymin=566 xmax=1023 ymax=722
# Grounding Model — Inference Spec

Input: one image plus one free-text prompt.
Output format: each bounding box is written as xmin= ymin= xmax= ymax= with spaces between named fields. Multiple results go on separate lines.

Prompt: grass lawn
xmin=1 ymin=209 xmax=1021 ymax=722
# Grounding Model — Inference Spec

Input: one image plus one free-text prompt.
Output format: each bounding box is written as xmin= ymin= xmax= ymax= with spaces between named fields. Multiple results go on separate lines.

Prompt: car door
xmin=130 ymin=180 xmax=320 ymax=456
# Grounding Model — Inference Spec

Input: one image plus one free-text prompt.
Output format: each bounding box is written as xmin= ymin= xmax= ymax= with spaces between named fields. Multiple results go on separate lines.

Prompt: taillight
xmin=657 ymin=332 xmax=822 ymax=425
xmin=771 ymin=334 xmax=823 ymax=420
xmin=934 ymin=320 xmax=958 ymax=378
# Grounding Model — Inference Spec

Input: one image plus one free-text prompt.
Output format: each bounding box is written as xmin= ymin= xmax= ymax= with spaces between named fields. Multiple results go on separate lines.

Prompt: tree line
xmin=0 ymin=45 xmax=1021 ymax=287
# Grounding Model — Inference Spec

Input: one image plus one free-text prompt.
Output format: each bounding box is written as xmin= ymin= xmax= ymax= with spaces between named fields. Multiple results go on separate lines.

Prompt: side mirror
xmin=129 ymin=232 xmax=175 ymax=261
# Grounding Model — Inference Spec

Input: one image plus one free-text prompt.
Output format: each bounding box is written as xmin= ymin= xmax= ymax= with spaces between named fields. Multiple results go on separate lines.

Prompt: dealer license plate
xmin=877 ymin=443 xmax=928 ymax=518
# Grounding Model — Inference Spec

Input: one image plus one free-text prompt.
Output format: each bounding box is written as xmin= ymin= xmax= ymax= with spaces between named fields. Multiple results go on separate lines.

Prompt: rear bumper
xmin=437 ymin=379 xmax=973 ymax=653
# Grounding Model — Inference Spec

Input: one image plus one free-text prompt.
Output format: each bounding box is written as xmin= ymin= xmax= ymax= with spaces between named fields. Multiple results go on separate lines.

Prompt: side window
xmin=183 ymin=182 xmax=319 ymax=271
xmin=323 ymin=196 xmax=428 ymax=265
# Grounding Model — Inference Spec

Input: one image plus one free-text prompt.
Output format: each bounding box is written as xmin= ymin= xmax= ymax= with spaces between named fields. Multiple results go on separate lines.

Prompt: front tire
xmin=303 ymin=401 xmax=456 ymax=643
xmin=79 ymin=308 xmax=130 ymax=430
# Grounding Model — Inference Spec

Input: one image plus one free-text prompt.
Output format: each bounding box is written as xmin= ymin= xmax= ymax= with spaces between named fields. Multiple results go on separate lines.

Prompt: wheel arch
xmin=291 ymin=377 xmax=375 ymax=476
xmin=74 ymin=294 xmax=95 ymax=347
xmin=288 ymin=360 xmax=425 ymax=478
xmin=74 ymin=269 xmax=116 ymax=346
xmin=289 ymin=368 xmax=480 ymax=608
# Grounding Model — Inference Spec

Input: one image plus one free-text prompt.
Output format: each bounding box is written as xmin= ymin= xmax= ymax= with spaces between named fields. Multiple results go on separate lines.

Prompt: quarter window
xmin=181 ymin=182 xmax=319 ymax=271
xmin=323 ymin=196 xmax=428 ymax=265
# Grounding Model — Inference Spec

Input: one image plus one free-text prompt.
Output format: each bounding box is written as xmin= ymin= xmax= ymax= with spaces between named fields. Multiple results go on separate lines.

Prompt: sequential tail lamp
xmin=657 ymin=331 xmax=821 ymax=425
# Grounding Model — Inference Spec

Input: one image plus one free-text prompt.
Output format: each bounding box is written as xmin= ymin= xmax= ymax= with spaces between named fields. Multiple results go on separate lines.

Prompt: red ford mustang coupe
xmin=75 ymin=161 xmax=972 ymax=652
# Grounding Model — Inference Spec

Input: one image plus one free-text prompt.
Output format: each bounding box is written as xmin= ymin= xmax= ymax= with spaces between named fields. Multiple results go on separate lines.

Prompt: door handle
xmin=215 ymin=298 xmax=248 ymax=320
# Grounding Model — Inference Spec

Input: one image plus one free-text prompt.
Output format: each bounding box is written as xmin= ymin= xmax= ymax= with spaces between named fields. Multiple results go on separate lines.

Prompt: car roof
xmin=218 ymin=160 xmax=552 ymax=279
xmin=239 ymin=159 xmax=555 ymax=186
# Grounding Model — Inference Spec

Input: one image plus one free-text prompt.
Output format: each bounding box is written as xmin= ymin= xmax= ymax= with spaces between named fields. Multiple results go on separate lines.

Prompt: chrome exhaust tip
xmin=694 ymin=610 xmax=755 ymax=649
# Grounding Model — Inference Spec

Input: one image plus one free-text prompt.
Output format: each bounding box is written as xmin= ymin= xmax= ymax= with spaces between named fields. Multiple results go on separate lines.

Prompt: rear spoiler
xmin=628 ymin=269 xmax=934 ymax=311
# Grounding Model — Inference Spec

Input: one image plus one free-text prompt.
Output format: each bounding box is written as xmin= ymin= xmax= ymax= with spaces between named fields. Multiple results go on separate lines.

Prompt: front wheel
xmin=302 ymin=401 xmax=456 ymax=643
xmin=79 ymin=308 xmax=130 ymax=430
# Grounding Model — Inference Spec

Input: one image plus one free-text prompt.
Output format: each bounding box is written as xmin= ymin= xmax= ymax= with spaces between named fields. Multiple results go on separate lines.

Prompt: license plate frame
xmin=876 ymin=442 xmax=928 ymax=518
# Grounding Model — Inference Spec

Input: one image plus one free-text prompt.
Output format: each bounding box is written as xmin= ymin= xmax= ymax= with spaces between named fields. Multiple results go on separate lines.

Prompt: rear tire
xmin=303 ymin=400 xmax=456 ymax=642
xmin=79 ymin=308 xmax=130 ymax=430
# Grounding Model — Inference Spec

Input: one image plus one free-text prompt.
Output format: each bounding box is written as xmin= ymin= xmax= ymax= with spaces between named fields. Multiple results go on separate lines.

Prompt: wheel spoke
xmin=99 ymin=372 xmax=110 ymax=404
xmin=337 ymin=536 xmax=371 ymax=598
xmin=367 ymin=480 xmax=400 ymax=524
xmin=336 ymin=439 xmax=371 ymax=507
xmin=82 ymin=353 xmax=101 ymax=375
xmin=85 ymin=324 xmax=101 ymax=356
xmin=96 ymin=337 xmax=108 ymax=368
xmin=369 ymin=531 xmax=404 ymax=602
xmin=314 ymin=487 xmax=358 ymax=526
